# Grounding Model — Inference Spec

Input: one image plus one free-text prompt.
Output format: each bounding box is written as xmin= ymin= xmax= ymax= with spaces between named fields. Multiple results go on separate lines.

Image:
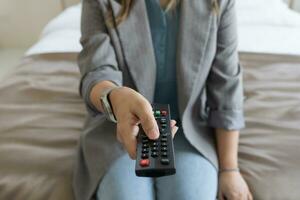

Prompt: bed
xmin=0 ymin=1 xmax=300 ymax=199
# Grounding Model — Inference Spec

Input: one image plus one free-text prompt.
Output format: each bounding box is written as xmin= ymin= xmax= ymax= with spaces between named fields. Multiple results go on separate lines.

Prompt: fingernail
xmin=149 ymin=129 xmax=159 ymax=139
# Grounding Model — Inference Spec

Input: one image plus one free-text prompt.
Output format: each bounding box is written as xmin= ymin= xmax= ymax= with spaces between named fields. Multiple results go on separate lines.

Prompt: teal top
xmin=145 ymin=0 xmax=181 ymax=121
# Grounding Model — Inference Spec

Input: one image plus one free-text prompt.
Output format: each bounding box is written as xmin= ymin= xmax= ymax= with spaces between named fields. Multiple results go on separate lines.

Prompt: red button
xmin=161 ymin=110 xmax=167 ymax=116
xmin=140 ymin=159 xmax=150 ymax=167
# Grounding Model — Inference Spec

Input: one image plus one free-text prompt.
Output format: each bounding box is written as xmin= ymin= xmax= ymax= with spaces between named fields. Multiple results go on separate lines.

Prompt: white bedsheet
xmin=26 ymin=1 xmax=300 ymax=56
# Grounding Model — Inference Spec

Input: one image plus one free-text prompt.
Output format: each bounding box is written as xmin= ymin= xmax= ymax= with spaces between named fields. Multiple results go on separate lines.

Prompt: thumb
xmin=134 ymin=103 xmax=159 ymax=140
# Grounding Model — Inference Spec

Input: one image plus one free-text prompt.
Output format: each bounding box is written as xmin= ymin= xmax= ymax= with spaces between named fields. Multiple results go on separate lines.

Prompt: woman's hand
xmin=218 ymin=171 xmax=253 ymax=200
xmin=109 ymin=86 xmax=179 ymax=159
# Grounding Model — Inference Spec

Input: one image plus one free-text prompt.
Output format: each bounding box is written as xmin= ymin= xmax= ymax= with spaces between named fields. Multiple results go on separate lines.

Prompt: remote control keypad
xmin=139 ymin=108 xmax=171 ymax=167
xmin=136 ymin=104 xmax=176 ymax=177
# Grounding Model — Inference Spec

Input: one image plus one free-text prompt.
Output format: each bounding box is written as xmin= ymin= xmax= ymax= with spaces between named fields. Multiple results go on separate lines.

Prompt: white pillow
xmin=26 ymin=1 xmax=300 ymax=56
xmin=42 ymin=4 xmax=81 ymax=36
xmin=26 ymin=4 xmax=82 ymax=56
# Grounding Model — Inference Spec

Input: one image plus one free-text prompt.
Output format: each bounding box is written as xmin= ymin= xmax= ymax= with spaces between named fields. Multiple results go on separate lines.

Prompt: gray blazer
xmin=73 ymin=0 xmax=245 ymax=199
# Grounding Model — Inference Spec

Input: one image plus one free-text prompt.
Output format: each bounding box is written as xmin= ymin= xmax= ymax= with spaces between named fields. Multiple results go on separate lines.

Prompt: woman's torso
xmin=145 ymin=0 xmax=181 ymax=122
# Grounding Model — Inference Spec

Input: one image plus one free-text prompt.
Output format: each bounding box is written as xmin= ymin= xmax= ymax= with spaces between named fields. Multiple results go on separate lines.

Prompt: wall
xmin=62 ymin=0 xmax=81 ymax=9
xmin=0 ymin=0 xmax=299 ymax=49
xmin=0 ymin=0 xmax=79 ymax=48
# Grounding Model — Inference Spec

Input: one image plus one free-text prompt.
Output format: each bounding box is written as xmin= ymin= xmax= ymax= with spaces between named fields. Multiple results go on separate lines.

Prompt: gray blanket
xmin=0 ymin=52 xmax=299 ymax=200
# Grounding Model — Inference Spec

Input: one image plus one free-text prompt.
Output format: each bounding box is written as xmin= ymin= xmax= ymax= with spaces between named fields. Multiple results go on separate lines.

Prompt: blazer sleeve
xmin=78 ymin=0 xmax=123 ymax=116
xmin=206 ymin=0 xmax=245 ymax=130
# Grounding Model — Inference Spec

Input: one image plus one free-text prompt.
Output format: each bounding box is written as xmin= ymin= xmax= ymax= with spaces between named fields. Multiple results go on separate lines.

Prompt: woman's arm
xmin=79 ymin=0 xmax=123 ymax=116
xmin=216 ymin=128 xmax=253 ymax=200
xmin=216 ymin=128 xmax=239 ymax=170
xmin=205 ymin=0 xmax=252 ymax=199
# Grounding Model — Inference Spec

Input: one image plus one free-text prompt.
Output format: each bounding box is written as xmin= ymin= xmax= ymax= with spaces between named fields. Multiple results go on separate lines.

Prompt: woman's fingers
xmin=117 ymin=117 xmax=179 ymax=159
xmin=170 ymin=119 xmax=178 ymax=138
xmin=171 ymin=126 xmax=178 ymax=138
xmin=117 ymin=120 xmax=140 ymax=160
xmin=134 ymin=100 xmax=159 ymax=140
xmin=170 ymin=119 xmax=176 ymax=127
xmin=248 ymin=192 xmax=253 ymax=200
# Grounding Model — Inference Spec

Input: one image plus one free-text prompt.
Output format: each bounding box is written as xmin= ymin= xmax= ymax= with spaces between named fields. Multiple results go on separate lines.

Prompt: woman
xmin=73 ymin=0 xmax=253 ymax=199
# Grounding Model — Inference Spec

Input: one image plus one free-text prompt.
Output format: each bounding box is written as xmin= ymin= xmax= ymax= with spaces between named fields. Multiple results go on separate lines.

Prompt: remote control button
xmin=151 ymin=151 xmax=158 ymax=158
xmin=161 ymin=134 xmax=167 ymax=138
xmin=142 ymin=139 xmax=148 ymax=144
xmin=161 ymin=142 xmax=167 ymax=147
xmin=152 ymin=146 xmax=158 ymax=151
xmin=142 ymin=143 xmax=148 ymax=148
xmin=161 ymin=147 xmax=168 ymax=152
xmin=152 ymin=142 xmax=158 ymax=146
xmin=161 ymin=152 xmax=168 ymax=157
xmin=161 ymin=124 xmax=167 ymax=128
xmin=142 ymin=148 xmax=149 ymax=153
xmin=142 ymin=154 xmax=148 ymax=159
xmin=161 ymin=110 xmax=167 ymax=116
xmin=161 ymin=138 xmax=167 ymax=142
xmin=160 ymin=158 xmax=169 ymax=165
xmin=140 ymin=159 xmax=150 ymax=167
xmin=154 ymin=110 xmax=161 ymax=117
xmin=160 ymin=118 xmax=167 ymax=124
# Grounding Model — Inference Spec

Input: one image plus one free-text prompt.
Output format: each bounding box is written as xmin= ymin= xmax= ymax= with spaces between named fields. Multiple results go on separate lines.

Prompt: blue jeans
xmin=96 ymin=127 xmax=218 ymax=200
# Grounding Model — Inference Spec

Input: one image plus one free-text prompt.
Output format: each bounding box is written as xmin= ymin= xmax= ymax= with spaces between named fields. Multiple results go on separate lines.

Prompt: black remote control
xmin=135 ymin=104 xmax=176 ymax=177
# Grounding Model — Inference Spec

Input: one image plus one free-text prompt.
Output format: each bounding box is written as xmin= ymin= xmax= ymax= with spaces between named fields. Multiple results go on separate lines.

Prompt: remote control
xmin=135 ymin=104 xmax=176 ymax=177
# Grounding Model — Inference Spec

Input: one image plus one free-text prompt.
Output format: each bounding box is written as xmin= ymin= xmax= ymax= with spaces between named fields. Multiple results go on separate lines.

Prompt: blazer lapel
xmin=108 ymin=0 xmax=213 ymax=114
xmin=176 ymin=0 xmax=213 ymax=115
xmin=109 ymin=0 xmax=157 ymax=102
